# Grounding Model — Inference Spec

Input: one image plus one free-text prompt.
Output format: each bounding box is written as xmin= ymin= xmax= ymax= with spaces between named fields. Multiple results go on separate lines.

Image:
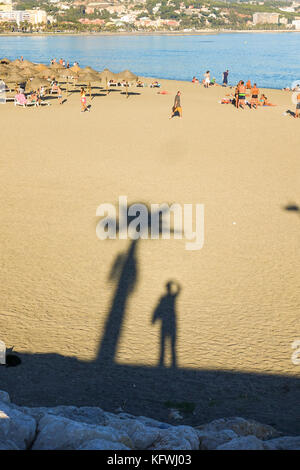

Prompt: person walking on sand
xmin=169 ymin=91 xmax=182 ymax=119
xmin=223 ymin=69 xmax=229 ymax=87
xmin=80 ymin=88 xmax=90 ymax=113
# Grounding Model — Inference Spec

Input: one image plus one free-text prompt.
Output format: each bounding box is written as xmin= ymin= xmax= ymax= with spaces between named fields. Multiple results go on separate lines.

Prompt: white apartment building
xmin=0 ymin=9 xmax=47 ymax=25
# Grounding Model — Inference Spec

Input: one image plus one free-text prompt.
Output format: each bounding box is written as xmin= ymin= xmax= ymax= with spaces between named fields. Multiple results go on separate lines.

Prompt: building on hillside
xmin=279 ymin=16 xmax=288 ymax=25
xmin=0 ymin=0 xmax=12 ymax=13
xmin=253 ymin=12 xmax=279 ymax=24
xmin=28 ymin=10 xmax=47 ymax=24
xmin=0 ymin=9 xmax=47 ymax=25
xmin=292 ymin=19 xmax=300 ymax=29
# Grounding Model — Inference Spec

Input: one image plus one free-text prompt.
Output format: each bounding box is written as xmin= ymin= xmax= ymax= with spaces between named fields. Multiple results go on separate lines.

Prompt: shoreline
xmin=0 ymin=29 xmax=300 ymax=37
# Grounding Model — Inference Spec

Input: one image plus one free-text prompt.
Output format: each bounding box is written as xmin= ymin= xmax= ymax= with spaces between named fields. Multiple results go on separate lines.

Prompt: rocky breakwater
xmin=0 ymin=391 xmax=299 ymax=450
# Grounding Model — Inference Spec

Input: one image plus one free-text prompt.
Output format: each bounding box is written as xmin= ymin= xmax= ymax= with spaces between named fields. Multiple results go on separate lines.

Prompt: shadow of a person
xmin=152 ymin=281 xmax=181 ymax=368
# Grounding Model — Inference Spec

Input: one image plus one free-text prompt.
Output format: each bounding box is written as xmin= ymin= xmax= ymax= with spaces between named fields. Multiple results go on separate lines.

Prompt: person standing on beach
xmin=223 ymin=70 xmax=229 ymax=87
xmin=169 ymin=91 xmax=182 ymax=119
xmin=80 ymin=88 xmax=90 ymax=113
xmin=204 ymin=71 xmax=210 ymax=88
xmin=234 ymin=81 xmax=241 ymax=109
xmin=250 ymin=83 xmax=259 ymax=109
xmin=238 ymin=81 xmax=246 ymax=109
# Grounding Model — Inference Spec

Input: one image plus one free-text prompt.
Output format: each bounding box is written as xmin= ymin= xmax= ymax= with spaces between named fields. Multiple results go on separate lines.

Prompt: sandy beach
xmin=0 ymin=78 xmax=299 ymax=434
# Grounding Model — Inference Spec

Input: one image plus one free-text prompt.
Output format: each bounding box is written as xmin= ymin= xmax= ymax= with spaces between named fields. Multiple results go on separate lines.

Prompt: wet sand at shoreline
xmin=0 ymin=78 xmax=299 ymax=433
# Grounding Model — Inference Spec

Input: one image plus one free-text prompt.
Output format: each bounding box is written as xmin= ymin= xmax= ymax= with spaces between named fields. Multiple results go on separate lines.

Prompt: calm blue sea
xmin=0 ymin=33 xmax=299 ymax=89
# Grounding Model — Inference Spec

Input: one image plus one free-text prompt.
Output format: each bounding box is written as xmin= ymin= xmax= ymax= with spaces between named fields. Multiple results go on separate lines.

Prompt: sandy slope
xmin=0 ymin=79 xmax=299 ymax=429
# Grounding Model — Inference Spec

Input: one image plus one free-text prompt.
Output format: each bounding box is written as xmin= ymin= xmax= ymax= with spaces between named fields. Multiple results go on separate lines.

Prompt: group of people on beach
xmin=232 ymin=80 xmax=276 ymax=109
xmin=192 ymin=70 xmax=229 ymax=88
xmin=50 ymin=58 xmax=79 ymax=69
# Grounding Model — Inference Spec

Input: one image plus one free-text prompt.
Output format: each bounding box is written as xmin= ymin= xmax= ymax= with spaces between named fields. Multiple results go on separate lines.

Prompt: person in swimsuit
xmin=57 ymin=86 xmax=62 ymax=105
xmin=238 ymin=81 xmax=246 ymax=109
xmin=169 ymin=91 xmax=182 ymax=119
xmin=80 ymin=88 xmax=89 ymax=112
xmin=234 ymin=80 xmax=242 ymax=109
xmin=258 ymin=94 xmax=276 ymax=107
xmin=250 ymin=83 xmax=259 ymax=109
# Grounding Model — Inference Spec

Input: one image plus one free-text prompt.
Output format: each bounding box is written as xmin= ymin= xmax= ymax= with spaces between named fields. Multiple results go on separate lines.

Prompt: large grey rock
xmin=77 ymin=439 xmax=131 ymax=450
xmin=150 ymin=425 xmax=200 ymax=450
xmin=198 ymin=417 xmax=280 ymax=440
xmin=197 ymin=429 xmax=238 ymax=450
xmin=135 ymin=415 xmax=172 ymax=430
xmin=19 ymin=405 xmax=106 ymax=427
xmin=0 ymin=402 xmax=36 ymax=450
xmin=104 ymin=415 xmax=160 ymax=449
xmin=217 ymin=435 xmax=265 ymax=450
xmin=263 ymin=436 xmax=300 ymax=450
xmin=32 ymin=414 xmax=133 ymax=450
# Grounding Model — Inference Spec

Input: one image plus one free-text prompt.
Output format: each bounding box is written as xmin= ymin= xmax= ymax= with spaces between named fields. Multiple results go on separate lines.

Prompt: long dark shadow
xmin=97 ymin=239 xmax=139 ymax=364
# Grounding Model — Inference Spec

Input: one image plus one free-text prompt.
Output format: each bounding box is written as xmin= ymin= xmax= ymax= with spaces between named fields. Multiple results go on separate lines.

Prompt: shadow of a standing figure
xmin=97 ymin=239 xmax=139 ymax=365
xmin=152 ymin=281 xmax=181 ymax=368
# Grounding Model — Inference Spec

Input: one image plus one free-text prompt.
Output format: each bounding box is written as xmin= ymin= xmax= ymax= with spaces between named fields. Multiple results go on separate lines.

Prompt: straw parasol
xmin=77 ymin=70 xmax=102 ymax=99
xmin=36 ymin=68 xmax=54 ymax=80
xmin=19 ymin=66 xmax=38 ymax=80
xmin=83 ymin=66 xmax=99 ymax=74
xmin=34 ymin=63 xmax=49 ymax=72
xmin=99 ymin=68 xmax=117 ymax=94
xmin=10 ymin=59 xmax=22 ymax=67
xmin=5 ymin=71 xmax=26 ymax=91
xmin=25 ymin=78 xmax=50 ymax=93
xmin=0 ymin=64 xmax=9 ymax=78
xmin=18 ymin=59 xmax=34 ymax=68
xmin=116 ymin=70 xmax=138 ymax=98
xmin=69 ymin=64 xmax=81 ymax=74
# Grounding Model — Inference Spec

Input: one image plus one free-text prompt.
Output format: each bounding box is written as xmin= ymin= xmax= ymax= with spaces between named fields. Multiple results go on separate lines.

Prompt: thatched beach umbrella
xmin=77 ymin=70 xmax=102 ymax=99
xmin=20 ymin=66 xmax=37 ymax=80
xmin=116 ymin=69 xmax=138 ymax=98
xmin=0 ymin=64 xmax=9 ymax=78
xmin=34 ymin=63 xmax=49 ymax=72
xmin=25 ymin=78 xmax=50 ymax=93
xmin=70 ymin=64 xmax=81 ymax=74
xmin=50 ymin=63 xmax=65 ymax=81
xmin=36 ymin=68 xmax=54 ymax=80
xmin=5 ymin=71 xmax=26 ymax=91
xmin=10 ymin=59 xmax=22 ymax=67
xmin=83 ymin=66 xmax=99 ymax=74
xmin=18 ymin=59 xmax=34 ymax=68
xmin=56 ymin=69 xmax=79 ymax=95
xmin=99 ymin=68 xmax=117 ymax=95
